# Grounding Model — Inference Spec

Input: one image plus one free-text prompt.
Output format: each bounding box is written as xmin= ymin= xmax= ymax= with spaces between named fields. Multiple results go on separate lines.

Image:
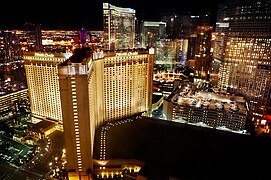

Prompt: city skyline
xmin=0 ymin=0 xmax=270 ymax=179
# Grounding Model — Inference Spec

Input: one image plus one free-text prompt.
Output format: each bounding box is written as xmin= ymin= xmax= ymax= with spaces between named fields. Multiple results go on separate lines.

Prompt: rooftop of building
xmin=59 ymin=46 xmax=93 ymax=66
xmin=23 ymin=46 xmax=150 ymax=62
xmin=166 ymin=81 xmax=247 ymax=115
xmin=22 ymin=50 xmax=72 ymax=60
xmin=102 ymin=48 xmax=150 ymax=58
xmin=173 ymin=91 xmax=247 ymax=114
xmin=93 ymin=115 xmax=271 ymax=179
xmin=30 ymin=120 xmax=57 ymax=133
xmin=0 ymin=81 xmax=27 ymax=97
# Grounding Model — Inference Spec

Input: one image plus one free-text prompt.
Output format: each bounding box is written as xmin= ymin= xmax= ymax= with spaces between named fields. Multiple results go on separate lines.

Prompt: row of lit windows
xmin=70 ymin=78 xmax=83 ymax=171
xmin=173 ymin=113 xmax=245 ymax=126
xmin=174 ymin=106 xmax=247 ymax=116
xmin=87 ymin=73 xmax=102 ymax=130
xmin=0 ymin=89 xmax=28 ymax=111
xmin=174 ymin=115 xmax=245 ymax=125
xmin=231 ymin=16 xmax=271 ymax=20
xmin=104 ymin=57 xmax=148 ymax=63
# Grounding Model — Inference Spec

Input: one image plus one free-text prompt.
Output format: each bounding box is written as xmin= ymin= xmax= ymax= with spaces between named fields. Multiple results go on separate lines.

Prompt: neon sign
xmin=116 ymin=52 xmax=138 ymax=56
xmin=34 ymin=53 xmax=55 ymax=57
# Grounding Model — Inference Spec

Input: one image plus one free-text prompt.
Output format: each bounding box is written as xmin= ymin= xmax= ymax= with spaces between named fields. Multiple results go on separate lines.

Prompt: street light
xmin=49 ymin=162 xmax=52 ymax=168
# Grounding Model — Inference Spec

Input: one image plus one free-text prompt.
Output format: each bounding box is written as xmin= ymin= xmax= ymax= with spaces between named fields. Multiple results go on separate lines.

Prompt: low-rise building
xmin=163 ymin=85 xmax=248 ymax=132
xmin=0 ymin=89 xmax=29 ymax=115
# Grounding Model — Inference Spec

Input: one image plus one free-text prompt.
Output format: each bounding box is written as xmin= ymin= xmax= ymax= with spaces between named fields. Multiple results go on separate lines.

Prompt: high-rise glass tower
xmin=0 ymin=30 xmax=22 ymax=62
xmin=140 ymin=21 xmax=167 ymax=48
xmin=154 ymin=39 xmax=184 ymax=69
xmin=213 ymin=0 xmax=271 ymax=114
xmin=103 ymin=3 xmax=136 ymax=50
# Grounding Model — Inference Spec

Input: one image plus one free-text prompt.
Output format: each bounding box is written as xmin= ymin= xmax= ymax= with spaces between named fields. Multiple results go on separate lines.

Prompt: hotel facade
xmin=24 ymin=47 xmax=154 ymax=177
xmin=23 ymin=51 xmax=72 ymax=121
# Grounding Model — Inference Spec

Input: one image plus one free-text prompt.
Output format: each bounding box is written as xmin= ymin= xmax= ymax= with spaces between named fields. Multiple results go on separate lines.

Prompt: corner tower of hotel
xmin=213 ymin=0 xmax=271 ymax=115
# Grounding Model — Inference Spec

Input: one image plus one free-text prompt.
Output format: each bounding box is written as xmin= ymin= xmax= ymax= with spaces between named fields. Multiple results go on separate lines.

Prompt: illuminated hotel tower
xmin=58 ymin=47 xmax=154 ymax=177
xmin=103 ymin=3 xmax=136 ymax=50
xmin=23 ymin=51 xmax=72 ymax=121
xmin=213 ymin=0 xmax=271 ymax=114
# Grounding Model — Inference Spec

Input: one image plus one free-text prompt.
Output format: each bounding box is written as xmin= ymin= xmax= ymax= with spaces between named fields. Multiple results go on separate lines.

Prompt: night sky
xmin=1 ymin=0 xmax=226 ymax=30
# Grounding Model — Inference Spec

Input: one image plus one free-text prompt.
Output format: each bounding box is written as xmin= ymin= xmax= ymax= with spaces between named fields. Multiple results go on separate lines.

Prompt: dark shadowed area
xmin=94 ymin=116 xmax=271 ymax=179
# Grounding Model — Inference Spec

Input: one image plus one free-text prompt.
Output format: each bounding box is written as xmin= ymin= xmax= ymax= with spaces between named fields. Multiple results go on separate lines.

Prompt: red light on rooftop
xmin=263 ymin=115 xmax=271 ymax=121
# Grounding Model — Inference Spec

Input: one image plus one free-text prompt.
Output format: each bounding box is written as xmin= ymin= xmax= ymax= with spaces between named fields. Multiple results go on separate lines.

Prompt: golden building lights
xmin=57 ymin=47 xmax=154 ymax=176
xmin=23 ymin=51 xmax=73 ymax=122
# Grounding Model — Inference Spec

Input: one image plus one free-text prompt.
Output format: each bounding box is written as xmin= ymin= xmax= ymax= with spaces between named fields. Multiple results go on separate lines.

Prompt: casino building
xmin=23 ymin=46 xmax=154 ymax=178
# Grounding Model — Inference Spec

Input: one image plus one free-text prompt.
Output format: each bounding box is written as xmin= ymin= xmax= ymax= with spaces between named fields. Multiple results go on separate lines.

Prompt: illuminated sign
xmin=116 ymin=52 xmax=138 ymax=56
xmin=34 ymin=53 xmax=55 ymax=58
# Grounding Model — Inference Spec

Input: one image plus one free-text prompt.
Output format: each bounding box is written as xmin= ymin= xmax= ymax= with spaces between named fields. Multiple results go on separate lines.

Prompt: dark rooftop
xmin=152 ymin=94 xmax=163 ymax=104
xmin=60 ymin=46 xmax=92 ymax=66
xmin=94 ymin=116 xmax=271 ymax=180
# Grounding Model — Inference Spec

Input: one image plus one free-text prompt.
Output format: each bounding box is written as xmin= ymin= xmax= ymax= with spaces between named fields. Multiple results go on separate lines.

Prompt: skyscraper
xmin=194 ymin=26 xmax=213 ymax=80
xmin=161 ymin=13 xmax=211 ymax=61
xmin=140 ymin=21 xmax=167 ymax=48
xmin=154 ymin=39 xmax=183 ymax=69
xmin=213 ymin=0 xmax=271 ymax=115
xmin=103 ymin=3 xmax=136 ymax=50
xmin=0 ymin=30 xmax=22 ymax=62
xmin=57 ymin=46 xmax=154 ymax=178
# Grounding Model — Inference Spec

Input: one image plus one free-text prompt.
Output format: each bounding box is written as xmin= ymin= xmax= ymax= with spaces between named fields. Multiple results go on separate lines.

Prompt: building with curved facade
xmin=103 ymin=3 xmax=136 ymax=50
